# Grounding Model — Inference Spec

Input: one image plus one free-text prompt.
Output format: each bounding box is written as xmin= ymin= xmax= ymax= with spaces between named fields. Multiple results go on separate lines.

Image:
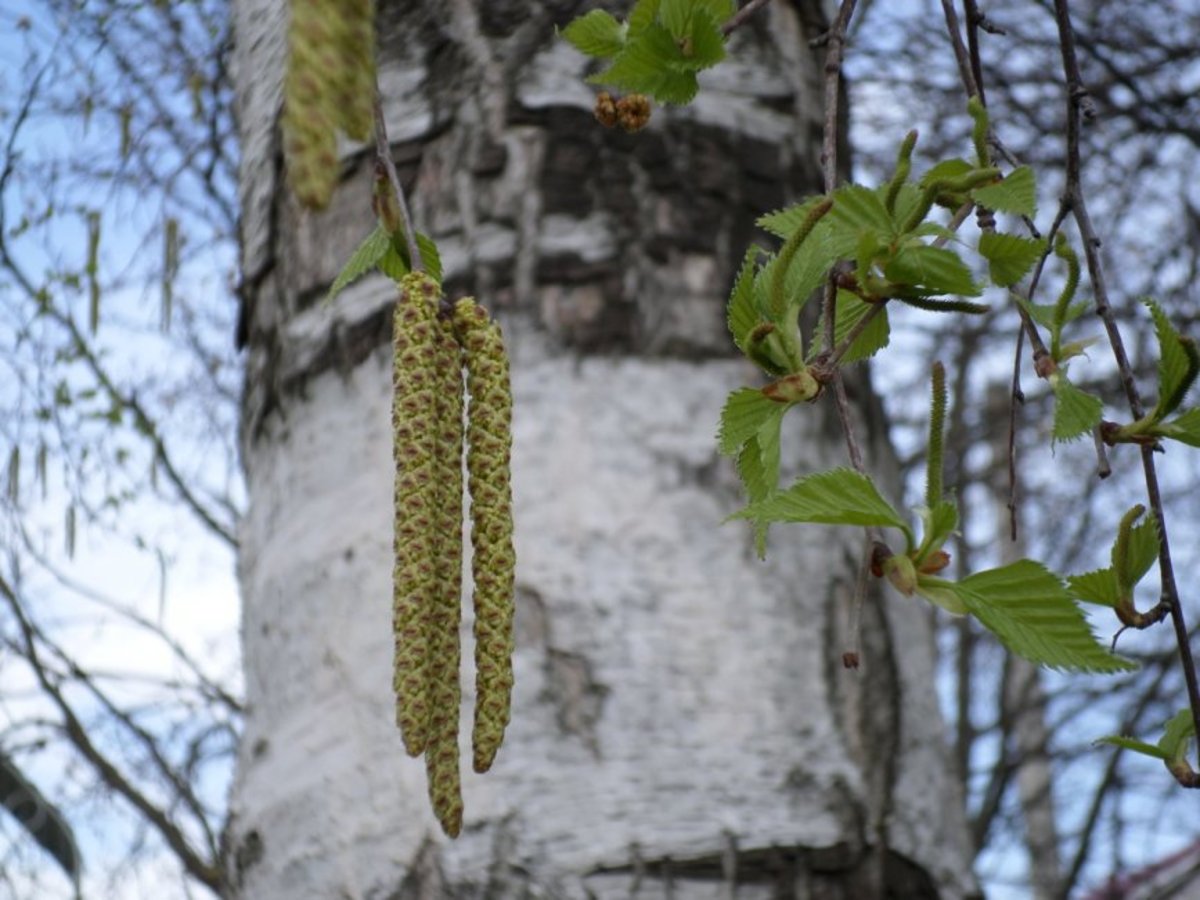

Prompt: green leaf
xmin=915 ymin=578 xmax=969 ymax=614
xmin=375 ymin=231 xmax=443 ymax=284
xmin=1052 ymin=375 xmax=1103 ymax=443
xmin=589 ymin=24 xmax=699 ymax=104
xmin=754 ymin=246 xmax=832 ymax=325
xmin=684 ymin=9 xmax=725 ymax=70
xmin=978 ymin=232 xmax=1044 ymax=287
xmin=884 ymin=245 xmax=981 ymax=297
xmin=1068 ymin=567 xmax=1120 ymax=607
xmin=1017 ymin=297 xmax=1089 ymax=330
xmin=659 ymin=0 xmax=691 ymax=39
xmin=415 ymin=233 xmax=443 ymax=283
xmin=627 ymin=0 xmax=662 ymax=37
xmin=560 ymin=9 xmax=625 ymax=57
xmin=696 ymin=0 xmax=736 ymax=19
xmin=918 ymin=158 xmax=973 ymax=188
xmin=1158 ymin=407 xmax=1200 ymax=447
xmin=1159 ymin=709 xmax=1196 ymax=762
xmin=811 ymin=290 xmax=890 ymax=364
xmin=971 ymin=165 xmax=1037 ymax=217
xmin=889 ymin=183 xmax=925 ymax=232
xmin=955 ymin=560 xmax=1136 ymax=673
xmin=828 ymin=184 xmax=896 ymax=242
xmin=1120 ymin=515 xmax=1159 ymax=587
xmin=1095 ymin=735 xmax=1172 ymax=761
xmin=328 ymin=226 xmax=391 ymax=301
xmin=727 ymin=245 xmax=763 ymax=350
xmin=736 ymin=413 xmax=785 ymax=557
xmin=917 ymin=500 xmax=958 ymax=556
xmin=718 ymin=388 xmax=779 ymax=456
xmin=1146 ymin=299 xmax=1198 ymax=419
xmin=735 ymin=468 xmax=911 ymax=539
xmin=757 ymin=197 xmax=825 ymax=238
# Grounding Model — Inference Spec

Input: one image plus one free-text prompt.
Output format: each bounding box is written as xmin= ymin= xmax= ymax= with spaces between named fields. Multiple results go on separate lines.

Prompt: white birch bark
xmin=226 ymin=1 xmax=979 ymax=897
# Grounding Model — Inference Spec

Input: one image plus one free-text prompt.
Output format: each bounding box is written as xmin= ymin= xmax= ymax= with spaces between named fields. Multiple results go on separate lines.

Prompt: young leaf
xmin=1146 ymin=299 xmax=1198 ymax=419
xmin=954 ymin=560 xmax=1136 ymax=673
xmin=1068 ymin=568 xmax=1120 ymax=607
xmin=695 ymin=0 xmax=736 ymax=18
xmin=1158 ymin=407 xmax=1200 ymax=447
xmin=328 ymin=225 xmax=392 ymax=301
xmin=659 ymin=0 xmax=691 ymax=39
xmin=1116 ymin=512 xmax=1159 ymax=588
xmin=627 ymin=0 xmax=662 ymax=37
xmin=1017 ymin=297 xmax=1090 ymax=331
xmin=718 ymin=388 xmax=780 ymax=456
xmin=1095 ymin=735 xmax=1172 ymax=761
xmin=683 ymin=9 xmax=725 ymax=70
xmin=917 ymin=500 xmax=958 ymax=557
xmin=971 ymin=165 xmax=1037 ymax=217
xmin=1158 ymin=709 xmax=1196 ymax=762
xmin=757 ymin=197 xmax=825 ymax=239
xmin=811 ymin=290 xmax=890 ymax=364
xmin=1051 ymin=375 xmax=1103 ymax=443
xmin=828 ymin=184 xmax=895 ymax=242
xmin=884 ymin=245 xmax=981 ymax=297
xmin=736 ymin=413 xmax=784 ymax=558
xmin=560 ymin=9 xmax=625 ymax=57
xmin=734 ymin=468 xmax=911 ymax=540
xmin=590 ymin=25 xmax=699 ymax=105
xmin=727 ymin=245 xmax=763 ymax=350
xmin=415 ymin=233 xmax=444 ymax=283
xmin=978 ymin=232 xmax=1044 ymax=288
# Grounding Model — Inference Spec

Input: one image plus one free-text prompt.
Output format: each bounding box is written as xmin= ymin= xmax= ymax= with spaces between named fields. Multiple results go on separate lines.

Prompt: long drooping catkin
xmin=453 ymin=298 xmax=516 ymax=774
xmin=392 ymin=273 xmax=441 ymax=757
xmin=423 ymin=313 xmax=465 ymax=837
xmin=282 ymin=0 xmax=375 ymax=208
xmin=282 ymin=0 xmax=339 ymax=209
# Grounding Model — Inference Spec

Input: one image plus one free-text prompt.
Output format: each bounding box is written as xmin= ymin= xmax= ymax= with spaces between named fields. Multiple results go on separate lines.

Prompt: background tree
xmin=0 ymin=1 xmax=241 ymax=896
xmin=848 ymin=1 xmax=1200 ymax=896
xmin=226 ymin=0 xmax=976 ymax=897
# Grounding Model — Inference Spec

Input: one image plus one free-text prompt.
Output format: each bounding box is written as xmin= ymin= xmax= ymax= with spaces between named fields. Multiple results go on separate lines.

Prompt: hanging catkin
xmin=422 ymin=313 xmax=465 ymax=837
xmin=282 ymin=0 xmax=375 ymax=209
xmin=392 ymin=273 xmax=441 ymax=758
xmin=453 ymin=298 xmax=516 ymax=774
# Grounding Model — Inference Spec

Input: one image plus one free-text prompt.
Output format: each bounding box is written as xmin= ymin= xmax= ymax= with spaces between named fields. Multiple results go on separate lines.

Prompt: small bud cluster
xmin=283 ymin=0 xmax=377 ymax=209
xmin=392 ymin=273 xmax=515 ymax=837
xmin=593 ymin=91 xmax=653 ymax=133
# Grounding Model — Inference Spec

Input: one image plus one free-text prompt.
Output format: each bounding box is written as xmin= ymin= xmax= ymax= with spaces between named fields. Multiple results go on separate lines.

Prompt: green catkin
xmin=392 ymin=273 xmax=441 ymax=757
xmin=424 ymin=313 xmax=465 ymax=837
xmin=330 ymin=0 xmax=375 ymax=143
xmin=453 ymin=298 xmax=516 ymax=775
xmin=925 ymin=361 xmax=947 ymax=509
xmin=283 ymin=0 xmax=340 ymax=209
xmin=283 ymin=0 xmax=376 ymax=208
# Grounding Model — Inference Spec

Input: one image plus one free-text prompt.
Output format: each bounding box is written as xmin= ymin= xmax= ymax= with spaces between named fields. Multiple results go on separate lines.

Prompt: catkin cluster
xmin=392 ymin=272 xmax=515 ymax=838
xmin=283 ymin=0 xmax=376 ymax=210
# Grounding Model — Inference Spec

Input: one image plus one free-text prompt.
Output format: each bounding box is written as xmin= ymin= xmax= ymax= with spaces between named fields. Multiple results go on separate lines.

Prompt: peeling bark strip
xmin=453 ymin=298 xmax=516 ymax=774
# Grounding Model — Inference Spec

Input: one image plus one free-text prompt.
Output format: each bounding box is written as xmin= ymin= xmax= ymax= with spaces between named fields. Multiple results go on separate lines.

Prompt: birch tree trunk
xmin=227 ymin=1 xmax=978 ymax=897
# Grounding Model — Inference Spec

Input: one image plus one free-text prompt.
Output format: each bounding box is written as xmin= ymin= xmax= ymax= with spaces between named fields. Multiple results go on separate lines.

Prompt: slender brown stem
xmin=721 ymin=0 xmax=774 ymax=36
xmin=373 ymin=96 xmax=422 ymax=274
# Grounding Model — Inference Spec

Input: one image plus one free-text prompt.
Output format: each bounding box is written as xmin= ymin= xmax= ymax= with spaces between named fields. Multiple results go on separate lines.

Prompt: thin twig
xmin=721 ymin=0 xmax=774 ymax=36
xmin=372 ymin=96 xmax=422 ymax=274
